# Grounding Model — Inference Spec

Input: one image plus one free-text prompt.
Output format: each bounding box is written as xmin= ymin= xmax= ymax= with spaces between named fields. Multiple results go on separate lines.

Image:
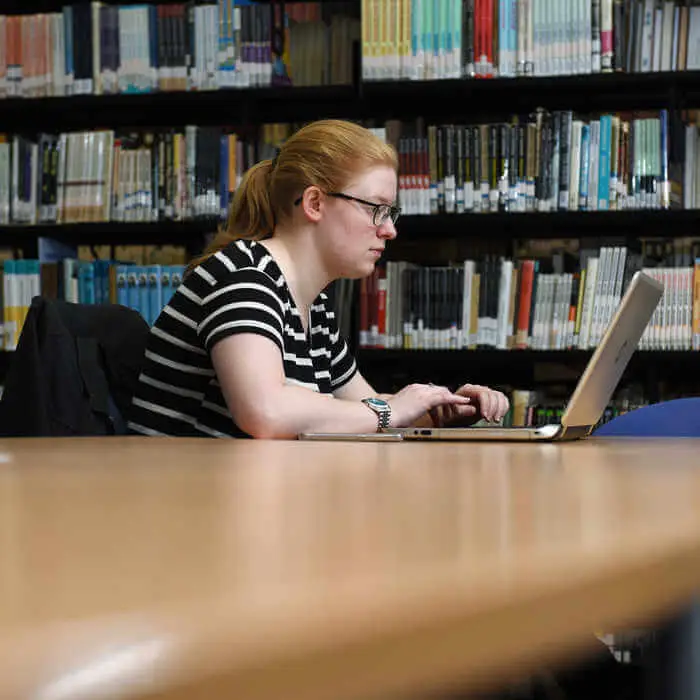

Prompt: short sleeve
xmin=324 ymin=303 xmax=357 ymax=390
xmin=197 ymin=268 xmax=285 ymax=354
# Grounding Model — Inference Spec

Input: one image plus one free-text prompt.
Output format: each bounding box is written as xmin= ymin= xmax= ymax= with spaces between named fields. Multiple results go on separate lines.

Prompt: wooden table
xmin=2 ymin=436 xmax=700 ymax=700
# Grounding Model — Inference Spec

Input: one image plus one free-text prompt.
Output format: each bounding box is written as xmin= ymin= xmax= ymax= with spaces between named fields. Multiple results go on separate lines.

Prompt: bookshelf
xmin=2 ymin=0 xmax=700 ymax=427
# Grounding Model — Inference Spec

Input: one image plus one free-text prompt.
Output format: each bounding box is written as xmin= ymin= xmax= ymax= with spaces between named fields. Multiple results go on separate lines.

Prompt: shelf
xmin=0 ymin=85 xmax=364 ymax=131
xmin=356 ymin=348 xmax=700 ymax=392
xmin=357 ymin=349 xmax=700 ymax=363
xmin=395 ymin=209 xmax=700 ymax=243
xmin=4 ymin=0 xmax=262 ymax=14
xmin=0 ymin=220 xmax=219 ymax=251
xmin=2 ymin=210 xmax=700 ymax=251
xmin=3 ymin=0 xmax=325 ymax=12
xmin=4 ymin=71 xmax=700 ymax=132
xmin=361 ymin=71 xmax=700 ymax=119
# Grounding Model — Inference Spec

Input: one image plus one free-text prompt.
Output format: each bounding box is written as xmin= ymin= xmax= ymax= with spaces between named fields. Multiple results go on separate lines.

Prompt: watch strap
xmin=362 ymin=398 xmax=391 ymax=431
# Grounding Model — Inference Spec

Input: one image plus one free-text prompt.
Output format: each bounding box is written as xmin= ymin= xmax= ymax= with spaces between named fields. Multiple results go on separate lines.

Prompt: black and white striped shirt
xmin=127 ymin=239 xmax=357 ymax=438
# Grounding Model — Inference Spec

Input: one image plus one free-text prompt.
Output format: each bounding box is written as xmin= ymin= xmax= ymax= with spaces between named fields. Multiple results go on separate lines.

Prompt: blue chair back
xmin=594 ymin=397 xmax=700 ymax=438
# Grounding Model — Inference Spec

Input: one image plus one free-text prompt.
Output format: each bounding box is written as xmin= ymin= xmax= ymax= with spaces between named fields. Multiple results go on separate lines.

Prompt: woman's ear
xmin=300 ymin=186 xmax=324 ymax=223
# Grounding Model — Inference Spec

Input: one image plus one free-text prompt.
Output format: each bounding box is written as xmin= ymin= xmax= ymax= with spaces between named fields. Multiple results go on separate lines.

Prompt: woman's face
xmin=319 ymin=165 xmax=399 ymax=279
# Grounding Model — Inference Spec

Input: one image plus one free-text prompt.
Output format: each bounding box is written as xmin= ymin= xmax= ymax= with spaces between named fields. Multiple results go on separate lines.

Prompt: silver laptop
xmin=299 ymin=271 xmax=663 ymax=443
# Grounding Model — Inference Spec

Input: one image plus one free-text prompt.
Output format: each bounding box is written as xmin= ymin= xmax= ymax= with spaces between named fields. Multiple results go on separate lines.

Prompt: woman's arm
xmin=332 ymin=372 xmax=380 ymax=401
xmin=211 ymin=334 xmax=470 ymax=438
xmin=211 ymin=334 xmax=379 ymax=438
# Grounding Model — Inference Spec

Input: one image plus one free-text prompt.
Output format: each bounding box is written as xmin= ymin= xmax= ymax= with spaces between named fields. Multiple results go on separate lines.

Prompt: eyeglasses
xmin=293 ymin=191 xmax=401 ymax=227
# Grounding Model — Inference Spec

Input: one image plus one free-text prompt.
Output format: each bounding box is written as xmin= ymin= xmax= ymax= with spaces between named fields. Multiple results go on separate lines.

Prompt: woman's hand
xmin=388 ymin=383 xmax=474 ymax=428
xmin=428 ymin=383 xmax=510 ymax=428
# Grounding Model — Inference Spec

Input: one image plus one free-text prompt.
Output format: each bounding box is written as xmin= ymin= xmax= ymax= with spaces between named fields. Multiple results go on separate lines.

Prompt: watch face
xmin=365 ymin=398 xmax=388 ymax=411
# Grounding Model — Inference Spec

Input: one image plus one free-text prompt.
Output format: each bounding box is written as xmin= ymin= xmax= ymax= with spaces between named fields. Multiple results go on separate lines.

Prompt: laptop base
xmin=396 ymin=424 xmax=563 ymax=441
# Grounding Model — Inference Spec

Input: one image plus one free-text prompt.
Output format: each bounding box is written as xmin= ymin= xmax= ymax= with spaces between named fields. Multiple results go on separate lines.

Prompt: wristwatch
xmin=361 ymin=397 xmax=392 ymax=432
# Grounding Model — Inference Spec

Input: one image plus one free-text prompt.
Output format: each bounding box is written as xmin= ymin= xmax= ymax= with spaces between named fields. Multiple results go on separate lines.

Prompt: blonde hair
xmin=187 ymin=119 xmax=398 ymax=273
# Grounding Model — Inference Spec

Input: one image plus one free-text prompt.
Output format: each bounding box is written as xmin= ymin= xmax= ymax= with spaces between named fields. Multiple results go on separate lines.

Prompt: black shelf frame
xmin=2 ymin=0 xmax=324 ymax=14
xmin=0 ymin=85 xmax=367 ymax=131
xmin=4 ymin=71 xmax=700 ymax=132
xmin=356 ymin=348 xmax=700 ymax=396
xmin=357 ymin=348 xmax=700 ymax=364
xmin=392 ymin=209 xmax=700 ymax=243
xmin=360 ymin=71 xmax=700 ymax=120
xmin=1 ymin=210 xmax=699 ymax=253
xmin=0 ymin=220 xmax=219 ymax=256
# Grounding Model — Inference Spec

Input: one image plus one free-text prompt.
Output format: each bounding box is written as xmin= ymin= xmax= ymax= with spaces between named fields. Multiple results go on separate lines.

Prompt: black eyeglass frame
xmin=293 ymin=191 xmax=401 ymax=226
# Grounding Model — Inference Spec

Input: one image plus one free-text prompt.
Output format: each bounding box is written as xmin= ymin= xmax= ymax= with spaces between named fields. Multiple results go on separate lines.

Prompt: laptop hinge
xmin=559 ymin=425 xmax=593 ymax=441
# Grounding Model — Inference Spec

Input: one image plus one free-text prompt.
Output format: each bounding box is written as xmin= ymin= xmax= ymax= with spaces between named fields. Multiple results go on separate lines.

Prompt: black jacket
xmin=0 ymin=297 xmax=149 ymax=437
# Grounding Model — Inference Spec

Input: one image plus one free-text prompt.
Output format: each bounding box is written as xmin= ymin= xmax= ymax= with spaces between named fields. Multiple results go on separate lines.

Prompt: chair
xmin=593 ymin=397 xmax=700 ymax=438
xmin=0 ymin=297 xmax=149 ymax=437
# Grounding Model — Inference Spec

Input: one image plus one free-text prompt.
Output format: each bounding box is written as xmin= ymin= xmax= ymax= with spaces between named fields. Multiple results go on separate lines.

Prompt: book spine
xmin=444 ymin=126 xmax=453 ymax=212
xmin=598 ymin=114 xmax=612 ymax=210
xmin=455 ymin=127 xmax=465 ymax=213
xmin=464 ymin=125 xmax=475 ymax=211
xmin=463 ymin=0 xmax=475 ymax=76
xmin=591 ymin=0 xmax=601 ymax=71
xmin=499 ymin=0 xmax=508 ymax=75
xmin=568 ymin=119 xmax=583 ymax=211
xmin=600 ymin=0 xmax=613 ymax=70
xmin=660 ymin=108 xmax=670 ymax=209
xmin=498 ymin=122 xmax=510 ymax=211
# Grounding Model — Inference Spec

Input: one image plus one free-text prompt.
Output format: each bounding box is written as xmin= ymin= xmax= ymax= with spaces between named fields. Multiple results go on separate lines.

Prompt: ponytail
xmin=186 ymin=159 xmax=275 ymax=274
xmin=187 ymin=119 xmax=398 ymax=276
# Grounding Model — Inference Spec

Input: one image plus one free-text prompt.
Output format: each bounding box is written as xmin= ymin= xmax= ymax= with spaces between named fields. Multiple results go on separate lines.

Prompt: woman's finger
xmin=477 ymin=391 xmax=494 ymax=421
xmin=452 ymin=404 xmax=477 ymax=420
xmin=497 ymin=393 xmax=509 ymax=420
xmin=433 ymin=386 xmax=471 ymax=405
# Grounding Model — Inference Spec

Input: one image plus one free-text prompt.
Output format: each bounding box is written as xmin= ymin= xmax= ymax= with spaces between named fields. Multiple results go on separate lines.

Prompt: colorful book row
xmin=362 ymin=0 xmax=700 ymax=81
xmin=1 ymin=258 xmax=186 ymax=350
xmin=0 ymin=125 xmax=290 ymax=225
xmin=359 ymin=245 xmax=700 ymax=352
xmin=0 ymin=1 xmax=357 ymax=99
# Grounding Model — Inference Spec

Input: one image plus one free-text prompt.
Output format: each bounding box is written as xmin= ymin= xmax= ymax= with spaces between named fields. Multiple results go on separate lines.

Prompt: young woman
xmin=127 ymin=119 xmax=509 ymax=438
